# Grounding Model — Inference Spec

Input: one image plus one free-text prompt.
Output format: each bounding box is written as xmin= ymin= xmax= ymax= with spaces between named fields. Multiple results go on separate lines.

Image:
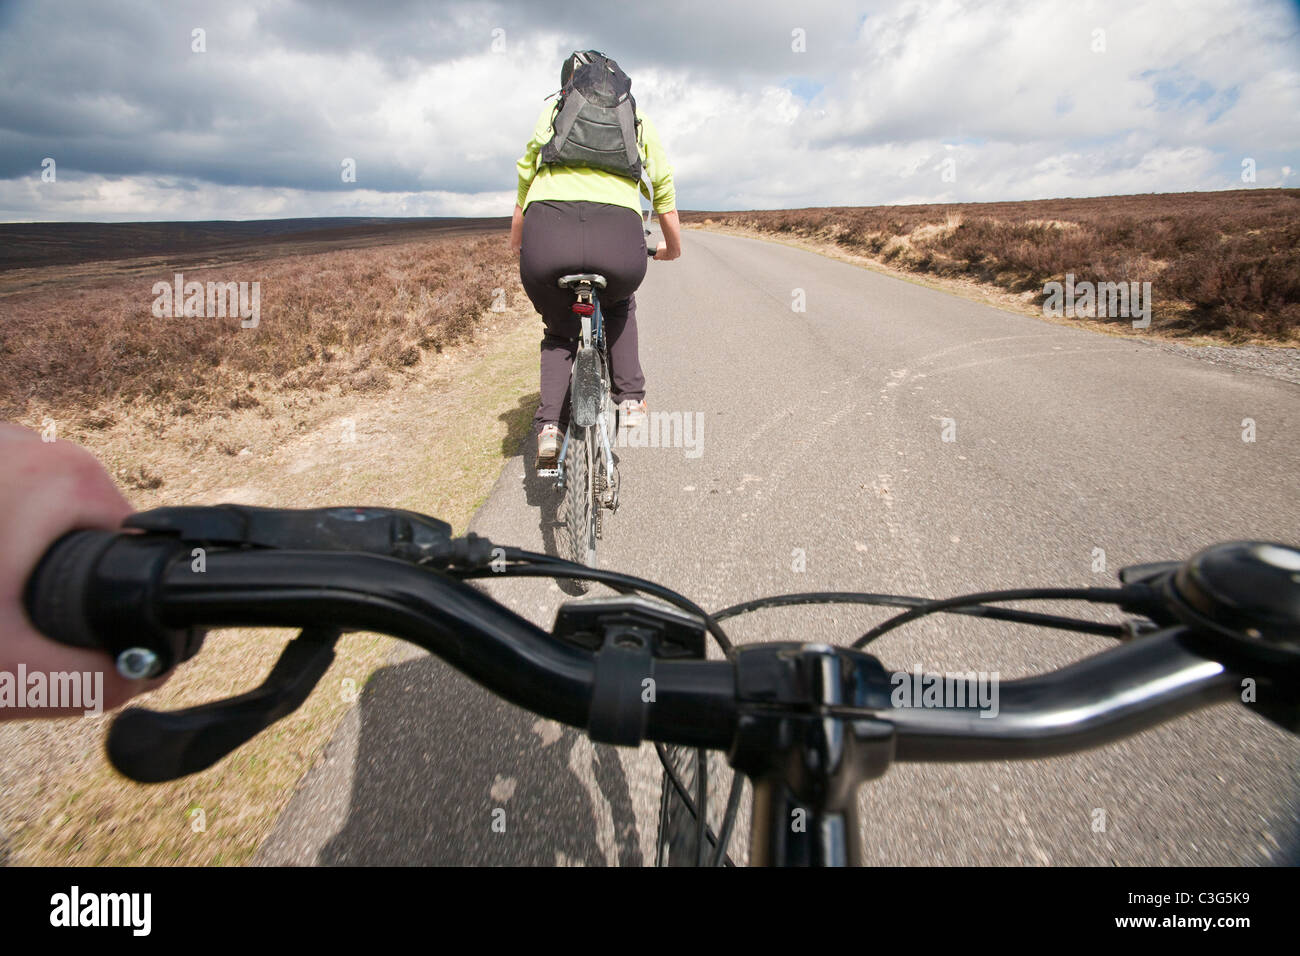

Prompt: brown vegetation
xmin=1 ymin=232 xmax=518 ymax=423
xmin=682 ymin=189 xmax=1300 ymax=343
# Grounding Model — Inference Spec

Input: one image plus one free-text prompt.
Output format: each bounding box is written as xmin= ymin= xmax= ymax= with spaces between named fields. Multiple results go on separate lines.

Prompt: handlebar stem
xmin=730 ymin=644 xmax=897 ymax=865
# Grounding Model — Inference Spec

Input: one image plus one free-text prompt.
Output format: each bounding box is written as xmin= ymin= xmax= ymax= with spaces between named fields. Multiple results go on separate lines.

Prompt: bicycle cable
xmin=713 ymin=591 xmax=1126 ymax=639
xmin=850 ymin=587 xmax=1129 ymax=648
xmin=459 ymin=547 xmax=734 ymax=652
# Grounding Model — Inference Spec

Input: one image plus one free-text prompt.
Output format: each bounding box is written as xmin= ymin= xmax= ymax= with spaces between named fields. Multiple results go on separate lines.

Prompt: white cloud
xmin=1 ymin=0 xmax=1297 ymax=219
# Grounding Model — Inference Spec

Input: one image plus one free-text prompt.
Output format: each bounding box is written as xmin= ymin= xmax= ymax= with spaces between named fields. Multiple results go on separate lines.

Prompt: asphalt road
xmin=257 ymin=228 xmax=1300 ymax=866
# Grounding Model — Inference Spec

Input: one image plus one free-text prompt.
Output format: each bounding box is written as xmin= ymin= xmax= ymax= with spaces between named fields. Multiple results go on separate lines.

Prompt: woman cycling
xmin=509 ymin=50 xmax=682 ymax=467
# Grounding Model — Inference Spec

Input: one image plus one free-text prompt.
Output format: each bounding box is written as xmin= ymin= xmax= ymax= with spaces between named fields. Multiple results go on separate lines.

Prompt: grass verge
xmin=0 ymin=234 xmax=542 ymax=865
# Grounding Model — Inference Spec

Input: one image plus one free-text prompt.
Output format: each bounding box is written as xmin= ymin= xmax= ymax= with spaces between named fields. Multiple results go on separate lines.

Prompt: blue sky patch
xmin=786 ymin=77 xmax=826 ymax=102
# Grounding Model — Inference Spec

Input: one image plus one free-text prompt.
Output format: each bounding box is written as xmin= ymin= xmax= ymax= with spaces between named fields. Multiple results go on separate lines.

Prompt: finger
xmin=0 ymin=435 xmax=133 ymax=605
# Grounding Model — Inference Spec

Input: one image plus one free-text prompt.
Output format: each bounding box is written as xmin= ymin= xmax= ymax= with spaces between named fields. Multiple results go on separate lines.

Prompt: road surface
xmin=257 ymin=227 xmax=1300 ymax=866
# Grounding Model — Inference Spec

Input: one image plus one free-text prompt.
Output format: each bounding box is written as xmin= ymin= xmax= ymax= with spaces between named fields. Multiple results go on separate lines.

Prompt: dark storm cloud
xmin=0 ymin=0 xmax=851 ymax=189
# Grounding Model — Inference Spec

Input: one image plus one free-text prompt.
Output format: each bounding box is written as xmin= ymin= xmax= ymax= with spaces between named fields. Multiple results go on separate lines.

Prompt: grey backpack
xmin=539 ymin=50 xmax=643 ymax=183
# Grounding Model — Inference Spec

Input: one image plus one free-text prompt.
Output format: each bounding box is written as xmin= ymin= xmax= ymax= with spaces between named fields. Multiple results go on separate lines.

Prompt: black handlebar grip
xmin=23 ymin=529 xmax=120 ymax=651
xmin=24 ymin=529 xmax=205 ymax=675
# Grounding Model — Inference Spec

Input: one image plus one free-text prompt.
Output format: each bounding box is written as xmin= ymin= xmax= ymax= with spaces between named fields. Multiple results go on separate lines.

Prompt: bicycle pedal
xmin=536 ymin=454 xmax=560 ymax=477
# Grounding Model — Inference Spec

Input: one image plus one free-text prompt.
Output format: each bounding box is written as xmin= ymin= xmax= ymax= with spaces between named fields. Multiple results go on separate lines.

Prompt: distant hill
xmin=0 ymin=216 xmax=508 ymax=270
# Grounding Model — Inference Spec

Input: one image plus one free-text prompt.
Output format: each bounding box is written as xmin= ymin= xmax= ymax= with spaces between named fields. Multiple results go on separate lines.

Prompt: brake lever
xmin=106 ymin=626 xmax=340 ymax=783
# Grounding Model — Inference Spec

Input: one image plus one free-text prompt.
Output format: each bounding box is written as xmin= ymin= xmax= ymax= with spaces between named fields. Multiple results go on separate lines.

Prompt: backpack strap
xmin=548 ymin=87 xmax=586 ymax=154
xmin=635 ymin=117 xmax=652 ymax=202
xmin=617 ymin=94 xmax=640 ymax=171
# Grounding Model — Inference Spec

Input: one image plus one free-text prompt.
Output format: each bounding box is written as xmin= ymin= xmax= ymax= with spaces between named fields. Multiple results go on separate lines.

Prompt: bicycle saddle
xmin=558 ymin=273 xmax=607 ymax=290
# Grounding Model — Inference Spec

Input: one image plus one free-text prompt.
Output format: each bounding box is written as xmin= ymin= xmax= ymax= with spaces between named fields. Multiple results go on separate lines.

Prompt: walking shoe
xmin=617 ymin=399 xmax=648 ymax=431
xmin=536 ymin=423 xmax=561 ymax=468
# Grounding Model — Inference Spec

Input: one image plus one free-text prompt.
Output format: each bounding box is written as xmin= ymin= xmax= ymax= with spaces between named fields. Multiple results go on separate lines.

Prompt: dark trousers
xmin=519 ymin=200 xmax=648 ymax=435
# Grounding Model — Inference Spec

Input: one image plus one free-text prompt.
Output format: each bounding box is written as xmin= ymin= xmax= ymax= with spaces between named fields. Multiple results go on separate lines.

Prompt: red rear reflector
xmin=571 ymin=303 xmax=595 ymax=315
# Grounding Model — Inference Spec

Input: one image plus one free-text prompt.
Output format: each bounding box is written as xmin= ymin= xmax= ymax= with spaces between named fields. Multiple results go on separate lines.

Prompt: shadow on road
xmin=316 ymin=654 xmax=643 ymax=865
xmin=498 ymin=391 xmax=540 ymax=459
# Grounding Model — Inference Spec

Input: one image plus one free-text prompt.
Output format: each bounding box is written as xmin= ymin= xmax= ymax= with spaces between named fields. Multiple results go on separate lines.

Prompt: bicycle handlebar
xmin=20 ymin=506 xmax=1300 ymax=786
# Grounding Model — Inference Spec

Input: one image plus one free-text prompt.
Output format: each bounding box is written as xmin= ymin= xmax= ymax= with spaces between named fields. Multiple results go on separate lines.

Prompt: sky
xmin=1 ymin=0 xmax=1297 ymax=221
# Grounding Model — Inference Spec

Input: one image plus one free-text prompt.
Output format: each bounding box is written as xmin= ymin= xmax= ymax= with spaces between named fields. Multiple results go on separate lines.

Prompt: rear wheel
xmin=561 ymin=428 xmax=596 ymax=590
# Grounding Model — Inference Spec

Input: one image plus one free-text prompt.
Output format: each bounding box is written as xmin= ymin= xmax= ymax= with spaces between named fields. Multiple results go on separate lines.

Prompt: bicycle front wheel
xmin=656 ymin=744 xmax=706 ymax=866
